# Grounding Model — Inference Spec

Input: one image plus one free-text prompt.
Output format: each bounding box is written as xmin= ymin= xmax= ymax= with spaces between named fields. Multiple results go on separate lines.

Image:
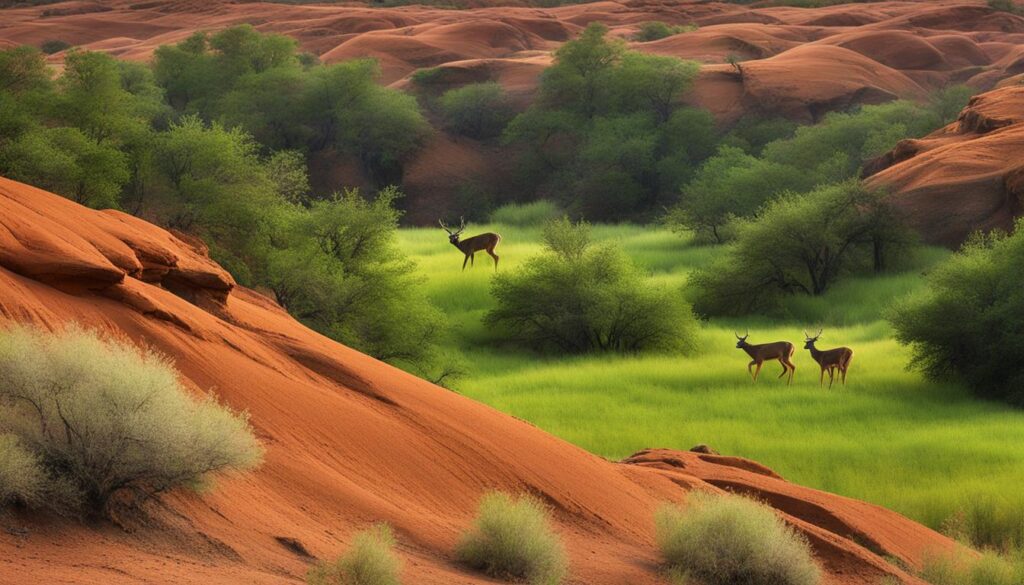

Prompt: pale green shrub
xmin=307 ymin=524 xmax=402 ymax=585
xmin=0 ymin=434 xmax=46 ymax=507
xmin=655 ymin=492 xmax=821 ymax=585
xmin=456 ymin=491 xmax=567 ymax=585
xmin=921 ymin=548 xmax=1024 ymax=585
xmin=0 ymin=325 xmax=263 ymax=518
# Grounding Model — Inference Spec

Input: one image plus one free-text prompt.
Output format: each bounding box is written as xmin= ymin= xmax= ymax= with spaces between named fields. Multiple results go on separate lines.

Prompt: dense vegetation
xmin=890 ymin=221 xmax=1024 ymax=406
xmin=0 ymin=37 xmax=450 ymax=378
xmin=0 ymin=326 xmax=262 ymax=518
xmin=503 ymin=23 xmax=714 ymax=220
xmin=656 ymin=492 xmax=820 ymax=585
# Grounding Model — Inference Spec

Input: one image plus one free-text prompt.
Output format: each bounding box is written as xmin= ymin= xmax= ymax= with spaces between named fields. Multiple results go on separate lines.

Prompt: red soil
xmin=0 ymin=177 xmax=960 ymax=582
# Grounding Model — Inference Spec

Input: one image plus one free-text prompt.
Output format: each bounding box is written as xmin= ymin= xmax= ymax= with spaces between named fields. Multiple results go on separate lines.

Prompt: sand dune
xmin=0 ymin=177 xmax=958 ymax=583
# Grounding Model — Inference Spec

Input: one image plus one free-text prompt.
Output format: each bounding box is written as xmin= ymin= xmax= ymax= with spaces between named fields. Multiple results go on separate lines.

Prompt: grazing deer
xmin=735 ymin=331 xmax=797 ymax=385
xmin=803 ymin=329 xmax=854 ymax=388
xmin=439 ymin=217 xmax=501 ymax=271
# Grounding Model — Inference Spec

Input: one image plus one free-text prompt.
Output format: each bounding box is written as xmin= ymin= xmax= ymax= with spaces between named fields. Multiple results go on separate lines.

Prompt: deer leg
xmin=819 ymin=367 xmax=825 ymax=387
xmin=471 ymin=253 xmax=475 ymax=266
xmin=828 ymin=368 xmax=835 ymax=389
xmin=462 ymin=255 xmax=469 ymax=271
xmin=785 ymin=358 xmax=796 ymax=385
xmin=747 ymin=360 xmax=756 ymax=380
xmin=753 ymin=362 xmax=763 ymax=382
xmin=487 ymin=248 xmax=499 ymax=270
xmin=777 ymin=358 xmax=788 ymax=379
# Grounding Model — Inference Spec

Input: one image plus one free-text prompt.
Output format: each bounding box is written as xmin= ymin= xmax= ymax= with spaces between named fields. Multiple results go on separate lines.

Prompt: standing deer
xmin=735 ymin=331 xmax=797 ymax=385
xmin=439 ymin=217 xmax=501 ymax=271
xmin=803 ymin=329 xmax=854 ymax=388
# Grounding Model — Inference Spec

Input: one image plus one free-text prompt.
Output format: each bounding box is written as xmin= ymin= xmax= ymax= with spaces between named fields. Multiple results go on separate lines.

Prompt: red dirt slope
xmin=0 ymin=176 xmax=957 ymax=583
xmin=867 ymin=85 xmax=1024 ymax=245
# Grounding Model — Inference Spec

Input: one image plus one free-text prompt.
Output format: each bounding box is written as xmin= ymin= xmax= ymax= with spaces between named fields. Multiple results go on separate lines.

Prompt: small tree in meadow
xmin=486 ymin=218 xmax=697 ymax=354
xmin=439 ymin=82 xmax=515 ymax=140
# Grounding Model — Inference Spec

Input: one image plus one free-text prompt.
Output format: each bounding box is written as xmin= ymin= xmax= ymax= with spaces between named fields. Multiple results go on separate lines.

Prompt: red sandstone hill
xmin=0 ymin=176 xmax=959 ymax=583
xmin=867 ymin=84 xmax=1024 ymax=246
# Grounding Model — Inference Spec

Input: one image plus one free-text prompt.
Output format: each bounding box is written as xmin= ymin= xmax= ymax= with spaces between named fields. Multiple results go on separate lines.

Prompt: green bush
xmin=489 ymin=200 xmax=561 ymax=227
xmin=889 ymin=222 xmax=1024 ymax=406
xmin=307 ymin=524 xmax=402 ymax=585
xmin=690 ymin=181 xmax=913 ymax=316
xmin=456 ymin=492 xmax=566 ymax=585
xmin=632 ymin=21 xmax=696 ymax=42
xmin=655 ymin=492 xmax=821 ymax=585
xmin=487 ymin=218 xmax=697 ymax=354
xmin=0 ymin=326 xmax=263 ymax=518
xmin=921 ymin=548 xmax=1024 ymax=585
xmin=439 ymin=82 xmax=514 ymax=139
xmin=40 ymin=40 xmax=70 ymax=54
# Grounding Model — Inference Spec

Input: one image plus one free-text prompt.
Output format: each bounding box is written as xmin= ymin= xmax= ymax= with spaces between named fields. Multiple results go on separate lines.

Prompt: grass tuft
xmin=655 ymin=492 xmax=821 ymax=585
xmin=920 ymin=548 xmax=1024 ymax=585
xmin=456 ymin=491 xmax=567 ymax=585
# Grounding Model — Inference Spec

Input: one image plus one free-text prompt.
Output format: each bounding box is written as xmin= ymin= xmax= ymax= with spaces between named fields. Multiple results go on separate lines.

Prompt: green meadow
xmin=399 ymin=223 xmax=1024 ymax=546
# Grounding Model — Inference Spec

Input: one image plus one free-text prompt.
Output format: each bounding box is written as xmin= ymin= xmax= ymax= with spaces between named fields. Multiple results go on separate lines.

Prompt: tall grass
xmin=398 ymin=224 xmax=1024 ymax=549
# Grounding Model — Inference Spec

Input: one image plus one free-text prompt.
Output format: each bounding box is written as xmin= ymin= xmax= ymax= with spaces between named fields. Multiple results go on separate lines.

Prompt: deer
xmin=735 ymin=331 xmax=797 ymax=385
xmin=803 ymin=329 xmax=854 ymax=388
xmin=439 ymin=217 xmax=501 ymax=271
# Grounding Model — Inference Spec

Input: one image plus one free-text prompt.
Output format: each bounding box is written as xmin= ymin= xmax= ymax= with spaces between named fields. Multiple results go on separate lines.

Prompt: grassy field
xmin=399 ymin=223 xmax=1024 ymax=547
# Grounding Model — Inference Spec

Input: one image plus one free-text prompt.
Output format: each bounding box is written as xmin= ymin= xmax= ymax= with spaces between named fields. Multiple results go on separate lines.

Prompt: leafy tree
xmin=218 ymin=66 xmax=311 ymax=150
xmin=2 ymin=127 xmax=129 ymax=208
xmin=439 ymin=82 xmax=514 ymax=139
xmin=890 ymin=222 xmax=1024 ymax=405
xmin=486 ymin=218 xmax=697 ymax=353
xmin=611 ymin=53 xmax=699 ymax=123
xmin=265 ymin=187 xmax=450 ymax=374
xmin=690 ymin=181 xmax=913 ymax=316
xmin=632 ymin=21 xmax=695 ymax=42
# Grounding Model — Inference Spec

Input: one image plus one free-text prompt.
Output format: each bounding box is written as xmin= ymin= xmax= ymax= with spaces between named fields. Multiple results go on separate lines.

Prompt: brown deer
xmin=735 ymin=331 xmax=797 ymax=385
xmin=439 ymin=217 xmax=501 ymax=271
xmin=803 ymin=329 xmax=854 ymax=388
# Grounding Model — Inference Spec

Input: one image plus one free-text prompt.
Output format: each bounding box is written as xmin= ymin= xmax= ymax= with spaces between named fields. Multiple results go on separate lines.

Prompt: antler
xmin=816 ymin=328 xmax=823 ymax=339
xmin=456 ymin=216 xmax=466 ymax=235
xmin=438 ymin=218 xmax=452 ymax=234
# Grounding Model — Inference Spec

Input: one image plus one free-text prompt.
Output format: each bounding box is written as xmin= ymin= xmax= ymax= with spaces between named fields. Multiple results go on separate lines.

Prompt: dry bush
xmin=307 ymin=524 xmax=402 ymax=585
xmin=0 ymin=434 xmax=46 ymax=507
xmin=0 ymin=325 xmax=263 ymax=518
xmin=655 ymin=492 xmax=821 ymax=585
xmin=456 ymin=491 xmax=567 ymax=585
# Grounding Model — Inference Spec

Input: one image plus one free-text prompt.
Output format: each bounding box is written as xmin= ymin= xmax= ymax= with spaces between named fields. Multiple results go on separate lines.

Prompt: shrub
xmin=40 ymin=39 xmax=70 ymax=54
xmin=0 ymin=435 xmax=46 ymax=508
xmin=486 ymin=218 xmax=698 ymax=354
xmin=889 ymin=221 xmax=1024 ymax=406
xmin=490 ymin=200 xmax=561 ymax=226
xmin=920 ymin=548 xmax=1024 ymax=585
xmin=0 ymin=325 xmax=263 ymax=518
xmin=307 ymin=524 xmax=402 ymax=585
xmin=456 ymin=492 xmax=566 ymax=585
xmin=632 ymin=21 xmax=696 ymax=42
xmin=655 ymin=492 xmax=821 ymax=585
xmin=988 ymin=0 xmax=1024 ymax=16
xmin=690 ymin=181 xmax=914 ymax=316
xmin=439 ymin=82 xmax=515 ymax=139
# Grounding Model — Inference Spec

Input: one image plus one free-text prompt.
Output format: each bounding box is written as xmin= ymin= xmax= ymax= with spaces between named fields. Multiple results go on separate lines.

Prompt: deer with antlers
xmin=439 ymin=217 xmax=501 ymax=271
xmin=803 ymin=329 xmax=854 ymax=388
xmin=735 ymin=331 xmax=797 ymax=385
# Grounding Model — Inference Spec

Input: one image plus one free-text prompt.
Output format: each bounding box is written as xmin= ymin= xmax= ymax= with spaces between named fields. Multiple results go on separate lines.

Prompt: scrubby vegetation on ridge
xmin=655 ymin=492 xmax=820 ymax=585
xmin=0 ymin=326 xmax=262 ymax=518
xmin=307 ymin=524 xmax=402 ymax=585
xmin=457 ymin=491 xmax=567 ymax=585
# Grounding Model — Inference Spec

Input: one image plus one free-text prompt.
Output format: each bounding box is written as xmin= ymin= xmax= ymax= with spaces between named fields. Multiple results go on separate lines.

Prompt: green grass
xmin=399 ymin=224 xmax=1024 ymax=547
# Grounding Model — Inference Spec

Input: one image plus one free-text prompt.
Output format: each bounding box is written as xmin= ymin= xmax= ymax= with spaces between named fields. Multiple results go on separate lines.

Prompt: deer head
xmin=735 ymin=330 xmax=749 ymax=349
xmin=439 ymin=217 xmax=466 ymax=245
xmin=803 ymin=329 xmax=823 ymax=350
